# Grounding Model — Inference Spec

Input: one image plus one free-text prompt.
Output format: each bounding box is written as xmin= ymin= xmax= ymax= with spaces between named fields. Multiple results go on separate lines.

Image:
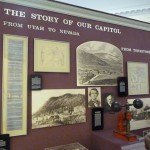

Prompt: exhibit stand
xmin=91 ymin=129 xmax=145 ymax=150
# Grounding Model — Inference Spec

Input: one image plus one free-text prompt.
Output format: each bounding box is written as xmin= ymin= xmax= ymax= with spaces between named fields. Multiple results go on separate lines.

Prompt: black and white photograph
xmin=128 ymin=98 xmax=150 ymax=130
xmin=32 ymin=89 xmax=86 ymax=129
xmin=76 ymin=41 xmax=123 ymax=86
xmin=88 ymin=87 xmax=101 ymax=107
xmin=102 ymin=93 xmax=114 ymax=112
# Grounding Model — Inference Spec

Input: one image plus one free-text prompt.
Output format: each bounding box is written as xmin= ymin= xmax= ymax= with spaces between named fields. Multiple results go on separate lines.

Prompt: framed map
xmin=127 ymin=61 xmax=149 ymax=95
xmin=34 ymin=38 xmax=70 ymax=72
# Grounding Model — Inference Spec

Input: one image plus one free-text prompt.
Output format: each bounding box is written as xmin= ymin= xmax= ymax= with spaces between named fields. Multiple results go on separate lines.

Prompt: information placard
xmin=92 ymin=107 xmax=103 ymax=130
xmin=30 ymin=74 xmax=42 ymax=90
xmin=117 ymin=77 xmax=128 ymax=97
xmin=0 ymin=134 xmax=10 ymax=150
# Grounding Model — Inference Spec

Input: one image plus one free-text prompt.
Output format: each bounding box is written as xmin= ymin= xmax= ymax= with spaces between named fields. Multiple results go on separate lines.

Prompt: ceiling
xmin=53 ymin=0 xmax=150 ymax=23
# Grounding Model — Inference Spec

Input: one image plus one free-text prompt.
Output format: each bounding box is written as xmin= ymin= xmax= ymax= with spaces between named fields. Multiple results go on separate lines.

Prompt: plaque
xmin=30 ymin=74 xmax=42 ymax=90
xmin=0 ymin=134 xmax=10 ymax=150
xmin=117 ymin=77 xmax=128 ymax=97
xmin=92 ymin=107 xmax=103 ymax=131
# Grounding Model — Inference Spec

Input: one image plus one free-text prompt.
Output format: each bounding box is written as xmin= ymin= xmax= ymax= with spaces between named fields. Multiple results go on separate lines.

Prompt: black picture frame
xmin=92 ymin=107 xmax=103 ymax=131
xmin=30 ymin=74 xmax=42 ymax=90
xmin=0 ymin=134 xmax=10 ymax=150
xmin=117 ymin=77 xmax=128 ymax=97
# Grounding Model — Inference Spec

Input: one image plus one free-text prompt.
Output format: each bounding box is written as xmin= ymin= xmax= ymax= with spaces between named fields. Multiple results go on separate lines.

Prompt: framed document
xmin=92 ymin=107 xmax=103 ymax=130
xmin=127 ymin=61 xmax=149 ymax=95
xmin=34 ymin=38 xmax=70 ymax=72
xmin=2 ymin=34 xmax=28 ymax=136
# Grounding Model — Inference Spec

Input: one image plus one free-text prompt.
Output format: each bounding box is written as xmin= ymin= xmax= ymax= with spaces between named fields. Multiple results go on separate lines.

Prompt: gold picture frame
xmin=34 ymin=38 xmax=70 ymax=72
xmin=127 ymin=61 xmax=149 ymax=95
xmin=2 ymin=34 xmax=28 ymax=136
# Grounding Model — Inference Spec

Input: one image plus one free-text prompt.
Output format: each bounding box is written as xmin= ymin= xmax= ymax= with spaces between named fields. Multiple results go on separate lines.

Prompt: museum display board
xmin=0 ymin=0 xmax=150 ymax=150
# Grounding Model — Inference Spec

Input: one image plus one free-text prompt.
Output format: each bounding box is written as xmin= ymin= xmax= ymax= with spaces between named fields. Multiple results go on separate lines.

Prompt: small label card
xmin=30 ymin=74 xmax=42 ymax=90
xmin=0 ymin=134 xmax=10 ymax=150
xmin=92 ymin=107 xmax=103 ymax=131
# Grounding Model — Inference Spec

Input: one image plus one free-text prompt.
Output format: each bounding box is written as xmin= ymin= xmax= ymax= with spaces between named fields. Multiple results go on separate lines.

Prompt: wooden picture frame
xmin=2 ymin=34 xmax=28 ymax=136
xmin=34 ymin=38 xmax=70 ymax=72
xmin=127 ymin=61 xmax=149 ymax=95
xmin=92 ymin=107 xmax=103 ymax=130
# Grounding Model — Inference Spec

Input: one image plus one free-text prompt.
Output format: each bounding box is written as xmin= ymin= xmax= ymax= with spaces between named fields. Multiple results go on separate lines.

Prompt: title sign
xmin=3 ymin=8 xmax=121 ymax=35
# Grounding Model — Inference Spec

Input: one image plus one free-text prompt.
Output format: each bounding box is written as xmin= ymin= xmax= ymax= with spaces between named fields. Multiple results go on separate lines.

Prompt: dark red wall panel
xmin=0 ymin=2 xmax=150 ymax=150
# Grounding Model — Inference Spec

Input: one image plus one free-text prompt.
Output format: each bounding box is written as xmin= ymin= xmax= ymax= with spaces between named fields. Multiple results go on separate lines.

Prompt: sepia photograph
xmin=76 ymin=41 xmax=123 ymax=86
xmin=128 ymin=98 xmax=150 ymax=130
xmin=32 ymin=89 xmax=86 ymax=129
xmin=88 ymin=87 xmax=101 ymax=107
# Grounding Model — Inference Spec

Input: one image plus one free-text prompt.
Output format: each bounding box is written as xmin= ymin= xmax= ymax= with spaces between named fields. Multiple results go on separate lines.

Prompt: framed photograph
xmin=32 ymin=89 xmax=86 ymax=129
xmin=127 ymin=61 xmax=149 ymax=95
xmin=128 ymin=98 xmax=150 ymax=130
xmin=76 ymin=41 xmax=123 ymax=86
xmin=2 ymin=34 xmax=28 ymax=136
xmin=88 ymin=87 xmax=101 ymax=108
xmin=102 ymin=93 xmax=114 ymax=113
xmin=92 ymin=107 xmax=103 ymax=130
xmin=34 ymin=38 xmax=70 ymax=72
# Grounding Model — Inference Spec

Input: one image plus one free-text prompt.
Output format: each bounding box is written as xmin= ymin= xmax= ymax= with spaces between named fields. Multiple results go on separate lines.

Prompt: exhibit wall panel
xmin=0 ymin=1 xmax=150 ymax=150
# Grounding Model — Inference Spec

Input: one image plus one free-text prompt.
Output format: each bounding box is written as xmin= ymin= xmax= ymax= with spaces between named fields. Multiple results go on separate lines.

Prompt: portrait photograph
xmin=102 ymin=93 xmax=114 ymax=112
xmin=88 ymin=87 xmax=101 ymax=108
